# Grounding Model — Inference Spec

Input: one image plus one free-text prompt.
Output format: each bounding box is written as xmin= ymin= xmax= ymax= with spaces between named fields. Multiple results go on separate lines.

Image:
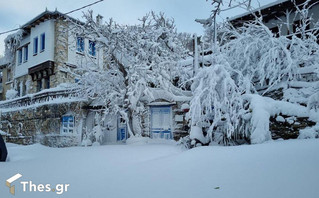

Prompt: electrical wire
xmin=0 ymin=0 xmax=104 ymax=36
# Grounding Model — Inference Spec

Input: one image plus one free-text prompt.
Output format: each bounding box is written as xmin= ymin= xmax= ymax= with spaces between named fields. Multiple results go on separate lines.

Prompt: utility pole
xmin=193 ymin=34 xmax=199 ymax=76
xmin=213 ymin=14 xmax=217 ymax=47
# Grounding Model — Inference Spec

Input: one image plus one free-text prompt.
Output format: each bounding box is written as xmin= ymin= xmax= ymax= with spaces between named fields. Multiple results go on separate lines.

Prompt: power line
xmin=64 ymin=0 xmax=104 ymax=15
xmin=0 ymin=0 xmax=104 ymax=36
xmin=0 ymin=28 xmax=21 ymax=36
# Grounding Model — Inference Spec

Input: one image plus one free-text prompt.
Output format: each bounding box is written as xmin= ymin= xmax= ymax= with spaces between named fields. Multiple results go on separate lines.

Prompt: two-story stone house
xmin=0 ymin=10 xmax=105 ymax=147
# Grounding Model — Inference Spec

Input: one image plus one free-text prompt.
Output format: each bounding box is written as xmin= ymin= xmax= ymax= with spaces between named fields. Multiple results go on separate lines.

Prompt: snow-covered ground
xmin=1 ymin=139 xmax=319 ymax=198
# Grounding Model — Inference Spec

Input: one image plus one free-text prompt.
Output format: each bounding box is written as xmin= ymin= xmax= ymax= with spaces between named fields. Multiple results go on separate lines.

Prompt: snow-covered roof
xmin=21 ymin=10 xmax=83 ymax=32
xmin=229 ymin=0 xmax=289 ymax=21
xmin=148 ymin=101 xmax=176 ymax=106
xmin=144 ymin=88 xmax=191 ymax=104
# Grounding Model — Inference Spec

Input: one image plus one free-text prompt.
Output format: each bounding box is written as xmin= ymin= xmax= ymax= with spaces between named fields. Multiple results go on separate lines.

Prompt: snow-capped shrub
xmin=81 ymin=139 xmax=93 ymax=147
xmin=6 ymin=89 xmax=18 ymax=100
xmin=177 ymin=135 xmax=191 ymax=149
xmin=189 ymin=126 xmax=207 ymax=144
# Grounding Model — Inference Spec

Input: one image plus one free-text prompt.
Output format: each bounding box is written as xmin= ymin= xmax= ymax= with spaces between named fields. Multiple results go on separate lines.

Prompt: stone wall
xmin=270 ymin=115 xmax=316 ymax=140
xmin=51 ymin=19 xmax=75 ymax=88
xmin=1 ymin=67 xmax=13 ymax=100
xmin=0 ymin=101 xmax=86 ymax=147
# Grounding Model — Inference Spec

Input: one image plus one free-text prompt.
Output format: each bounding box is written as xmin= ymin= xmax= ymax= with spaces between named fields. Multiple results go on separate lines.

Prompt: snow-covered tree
xmin=4 ymin=30 xmax=23 ymax=66
xmin=188 ymin=51 xmax=246 ymax=145
xmin=189 ymin=0 xmax=319 ymax=145
xmin=74 ymin=11 xmax=189 ymax=137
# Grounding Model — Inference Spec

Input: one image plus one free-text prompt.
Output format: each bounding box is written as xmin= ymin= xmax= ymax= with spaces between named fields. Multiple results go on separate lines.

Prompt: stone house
xmin=0 ymin=10 xmax=192 ymax=147
xmin=0 ymin=10 xmax=105 ymax=147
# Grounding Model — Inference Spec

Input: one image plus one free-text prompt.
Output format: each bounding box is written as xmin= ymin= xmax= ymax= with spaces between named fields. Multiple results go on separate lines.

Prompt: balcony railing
xmin=0 ymin=88 xmax=83 ymax=110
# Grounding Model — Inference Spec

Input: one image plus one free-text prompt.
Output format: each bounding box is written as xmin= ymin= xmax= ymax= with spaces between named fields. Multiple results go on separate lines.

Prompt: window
xmin=6 ymin=69 xmax=12 ymax=82
xmin=24 ymin=46 xmax=28 ymax=62
xmin=44 ymin=77 xmax=50 ymax=89
xmin=89 ymin=40 xmax=96 ymax=56
xmin=40 ymin=33 xmax=45 ymax=52
xmin=62 ymin=115 xmax=75 ymax=134
xmin=37 ymin=79 xmax=42 ymax=92
xmin=18 ymin=49 xmax=22 ymax=64
xmin=33 ymin=37 xmax=38 ymax=55
xmin=17 ymin=82 xmax=20 ymax=96
xmin=76 ymin=37 xmax=84 ymax=53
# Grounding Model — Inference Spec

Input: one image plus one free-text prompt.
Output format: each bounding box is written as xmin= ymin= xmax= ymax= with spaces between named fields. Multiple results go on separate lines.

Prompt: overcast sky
xmin=0 ymin=0 xmax=276 ymax=56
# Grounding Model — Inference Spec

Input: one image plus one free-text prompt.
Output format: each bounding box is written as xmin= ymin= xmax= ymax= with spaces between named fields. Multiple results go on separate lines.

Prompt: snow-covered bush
xmin=177 ymin=135 xmax=192 ymax=149
xmin=6 ymin=89 xmax=18 ymax=100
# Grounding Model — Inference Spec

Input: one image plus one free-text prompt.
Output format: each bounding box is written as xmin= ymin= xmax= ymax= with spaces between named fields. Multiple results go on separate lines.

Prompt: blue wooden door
xmin=150 ymin=106 xmax=172 ymax=139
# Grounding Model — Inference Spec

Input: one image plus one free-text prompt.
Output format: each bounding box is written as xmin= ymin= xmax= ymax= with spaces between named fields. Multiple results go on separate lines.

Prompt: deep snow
xmin=0 ymin=139 xmax=319 ymax=198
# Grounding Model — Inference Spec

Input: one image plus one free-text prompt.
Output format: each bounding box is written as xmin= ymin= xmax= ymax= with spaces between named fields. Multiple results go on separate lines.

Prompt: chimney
xmin=96 ymin=14 xmax=103 ymax=26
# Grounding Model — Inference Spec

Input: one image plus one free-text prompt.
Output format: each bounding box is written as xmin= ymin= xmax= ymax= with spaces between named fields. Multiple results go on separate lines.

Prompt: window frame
xmin=6 ymin=68 xmax=12 ymax=82
xmin=37 ymin=79 xmax=42 ymax=92
xmin=44 ymin=76 xmax=50 ymax=89
xmin=88 ymin=40 xmax=96 ymax=56
xmin=23 ymin=45 xmax=28 ymax=62
xmin=18 ymin=49 xmax=23 ymax=65
xmin=76 ymin=37 xmax=85 ymax=53
xmin=33 ymin=37 xmax=38 ymax=55
xmin=61 ymin=115 xmax=75 ymax=134
xmin=40 ymin=33 xmax=45 ymax=52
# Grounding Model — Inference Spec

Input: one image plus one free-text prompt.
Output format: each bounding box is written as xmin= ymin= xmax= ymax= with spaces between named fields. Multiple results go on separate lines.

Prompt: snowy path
xmin=0 ymin=139 xmax=319 ymax=198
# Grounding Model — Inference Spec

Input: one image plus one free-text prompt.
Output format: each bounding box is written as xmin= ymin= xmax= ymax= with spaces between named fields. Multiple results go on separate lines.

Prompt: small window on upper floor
xmin=24 ymin=45 xmax=28 ymax=62
xmin=18 ymin=49 xmax=22 ymax=65
xmin=76 ymin=37 xmax=84 ymax=53
xmin=89 ymin=40 xmax=96 ymax=56
xmin=33 ymin=37 xmax=38 ymax=55
xmin=40 ymin=33 xmax=45 ymax=52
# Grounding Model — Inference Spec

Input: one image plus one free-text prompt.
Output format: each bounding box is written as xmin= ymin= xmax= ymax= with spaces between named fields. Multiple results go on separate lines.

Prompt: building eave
xmin=21 ymin=10 xmax=84 ymax=32
xmin=229 ymin=0 xmax=318 ymax=26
